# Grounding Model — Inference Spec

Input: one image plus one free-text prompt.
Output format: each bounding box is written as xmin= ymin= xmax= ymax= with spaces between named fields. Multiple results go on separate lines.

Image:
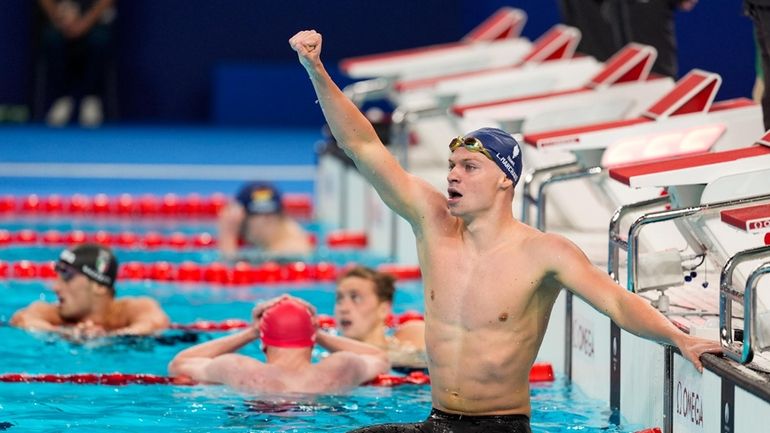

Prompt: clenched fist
xmin=289 ymin=30 xmax=323 ymax=70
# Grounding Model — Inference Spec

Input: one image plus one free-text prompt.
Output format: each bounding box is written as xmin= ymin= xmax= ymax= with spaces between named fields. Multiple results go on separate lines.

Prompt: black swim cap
xmin=58 ymin=243 xmax=118 ymax=288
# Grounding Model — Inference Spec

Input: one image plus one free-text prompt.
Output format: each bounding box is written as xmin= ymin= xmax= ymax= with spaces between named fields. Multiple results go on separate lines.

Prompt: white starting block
xmin=607 ymin=135 xmax=770 ymax=262
xmin=392 ymin=24 xmax=583 ymax=110
xmin=607 ymin=136 xmax=770 ymax=282
xmin=608 ymin=136 xmax=770 ymax=367
xmin=597 ymin=133 xmax=770 ymax=431
xmin=429 ymin=47 xmax=602 ymax=108
xmin=608 ymin=143 xmax=770 ymax=198
xmin=339 ymin=7 xmax=530 ymax=81
xmin=524 ymin=70 xmax=761 ymax=161
xmin=517 ymin=70 xmax=762 ymax=259
xmin=454 ymin=45 xmax=673 ymax=135
xmin=404 ymin=43 xmax=663 ymax=194
xmin=721 ymin=204 xmax=770 ymax=236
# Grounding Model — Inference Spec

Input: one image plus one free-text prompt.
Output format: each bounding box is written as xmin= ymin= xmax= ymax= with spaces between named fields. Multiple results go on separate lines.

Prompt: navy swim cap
xmin=236 ymin=182 xmax=283 ymax=215
xmin=464 ymin=127 xmax=523 ymax=185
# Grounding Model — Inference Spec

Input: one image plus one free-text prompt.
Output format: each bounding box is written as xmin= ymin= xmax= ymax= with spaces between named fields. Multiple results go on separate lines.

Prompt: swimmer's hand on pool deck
xmin=672 ymin=332 xmax=724 ymax=373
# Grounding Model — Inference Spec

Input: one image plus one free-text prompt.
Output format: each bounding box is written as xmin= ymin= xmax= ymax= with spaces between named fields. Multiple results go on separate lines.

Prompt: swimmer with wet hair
xmin=11 ymin=243 xmax=169 ymax=338
xmin=218 ymin=181 xmax=313 ymax=259
xmin=290 ymin=29 xmax=722 ymax=432
xmin=168 ymin=295 xmax=389 ymax=394
xmin=335 ymin=266 xmax=426 ymax=370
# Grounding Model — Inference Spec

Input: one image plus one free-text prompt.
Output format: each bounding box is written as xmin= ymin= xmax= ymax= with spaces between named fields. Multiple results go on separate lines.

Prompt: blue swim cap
xmin=236 ymin=182 xmax=283 ymax=215
xmin=465 ymin=127 xmax=523 ymax=185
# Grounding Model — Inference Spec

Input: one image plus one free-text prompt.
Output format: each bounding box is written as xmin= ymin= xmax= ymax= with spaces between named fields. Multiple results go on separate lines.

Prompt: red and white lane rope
xmin=0 ymin=193 xmax=313 ymax=219
xmin=0 ymin=229 xmax=370 ymax=250
xmin=0 ymin=365 xmax=557 ymax=387
xmin=0 ymin=371 xmax=431 ymax=387
xmin=0 ymin=260 xmax=422 ymax=283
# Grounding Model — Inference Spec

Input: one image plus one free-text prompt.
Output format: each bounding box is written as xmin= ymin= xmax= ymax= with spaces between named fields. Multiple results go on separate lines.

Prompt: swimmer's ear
xmin=377 ymin=301 xmax=392 ymax=322
xmin=91 ymin=283 xmax=110 ymax=296
xmin=498 ymin=176 xmax=514 ymax=191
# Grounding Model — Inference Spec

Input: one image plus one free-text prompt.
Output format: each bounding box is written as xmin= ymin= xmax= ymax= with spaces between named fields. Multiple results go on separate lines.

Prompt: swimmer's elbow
xmin=377 ymin=357 xmax=390 ymax=374
xmin=167 ymin=358 xmax=180 ymax=376
xmin=363 ymin=356 xmax=390 ymax=380
xmin=372 ymin=353 xmax=391 ymax=373
xmin=9 ymin=308 xmax=45 ymax=329
xmin=152 ymin=313 xmax=171 ymax=332
xmin=8 ymin=310 xmax=25 ymax=327
xmin=168 ymin=357 xmax=190 ymax=377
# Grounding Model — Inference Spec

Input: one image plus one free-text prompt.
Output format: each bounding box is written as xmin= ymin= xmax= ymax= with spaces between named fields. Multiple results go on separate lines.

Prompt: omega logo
xmin=675 ymin=380 xmax=703 ymax=426
xmin=748 ymin=219 xmax=770 ymax=231
xmin=572 ymin=320 xmax=594 ymax=358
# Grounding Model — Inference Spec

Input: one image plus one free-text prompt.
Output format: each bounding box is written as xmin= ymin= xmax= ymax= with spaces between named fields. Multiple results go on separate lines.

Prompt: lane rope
xmin=0 ymin=371 xmax=430 ymax=387
xmin=0 ymin=260 xmax=422 ymax=283
xmin=0 ymin=365 xmax=556 ymax=387
xmin=0 ymin=229 xmax=370 ymax=250
xmin=0 ymin=193 xmax=312 ymax=219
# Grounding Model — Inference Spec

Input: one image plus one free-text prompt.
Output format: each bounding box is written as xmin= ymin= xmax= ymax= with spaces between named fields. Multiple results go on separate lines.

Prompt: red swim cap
xmin=259 ymin=299 xmax=316 ymax=348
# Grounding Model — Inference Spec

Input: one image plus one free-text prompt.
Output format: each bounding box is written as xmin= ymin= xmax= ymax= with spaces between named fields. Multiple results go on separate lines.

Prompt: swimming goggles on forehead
xmin=449 ymin=136 xmax=493 ymax=161
xmin=54 ymin=262 xmax=80 ymax=282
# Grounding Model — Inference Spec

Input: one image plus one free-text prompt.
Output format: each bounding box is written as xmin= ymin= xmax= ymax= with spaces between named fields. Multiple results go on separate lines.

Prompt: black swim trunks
xmin=347 ymin=408 xmax=531 ymax=433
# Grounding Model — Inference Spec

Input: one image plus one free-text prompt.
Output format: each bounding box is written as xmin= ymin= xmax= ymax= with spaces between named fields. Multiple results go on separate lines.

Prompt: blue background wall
xmin=0 ymin=1 xmax=755 ymax=127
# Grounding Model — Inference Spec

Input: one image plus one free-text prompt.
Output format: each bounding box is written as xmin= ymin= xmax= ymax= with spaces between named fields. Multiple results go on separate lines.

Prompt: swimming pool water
xmin=0 ymin=228 xmax=653 ymax=432
xmin=0 ymin=374 xmax=649 ymax=432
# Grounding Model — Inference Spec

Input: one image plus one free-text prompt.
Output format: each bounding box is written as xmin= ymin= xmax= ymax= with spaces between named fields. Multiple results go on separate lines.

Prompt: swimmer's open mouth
xmin=448 ymin=188 xmax=462 ymax=199
xmin=339 ymin=319 xmax=352 ymax=328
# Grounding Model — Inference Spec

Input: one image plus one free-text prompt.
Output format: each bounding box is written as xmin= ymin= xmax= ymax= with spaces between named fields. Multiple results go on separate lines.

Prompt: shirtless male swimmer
xmin=289 ymin=29 xmax=722 ymax=433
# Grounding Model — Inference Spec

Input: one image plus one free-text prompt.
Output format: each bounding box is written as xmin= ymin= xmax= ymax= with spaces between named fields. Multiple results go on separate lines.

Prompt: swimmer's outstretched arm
xmin=545 ymin=234 xmax=722 ymax=373
xmin=290 ymin=30 xmax=446 ymax=226
xmin=168 ymin=327 xmax=262 ymax=383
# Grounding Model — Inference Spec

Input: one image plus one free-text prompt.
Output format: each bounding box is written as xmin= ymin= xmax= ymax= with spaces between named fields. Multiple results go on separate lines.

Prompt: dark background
xmin=0 ymin=0 xmax=755 ymax=127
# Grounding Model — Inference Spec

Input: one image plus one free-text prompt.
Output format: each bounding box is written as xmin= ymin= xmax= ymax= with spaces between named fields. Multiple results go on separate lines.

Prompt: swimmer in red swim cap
xmin=169 ymin=295 xmax=389 ymax=394
xmin=259 ymin=297 xmax=316 ymax=349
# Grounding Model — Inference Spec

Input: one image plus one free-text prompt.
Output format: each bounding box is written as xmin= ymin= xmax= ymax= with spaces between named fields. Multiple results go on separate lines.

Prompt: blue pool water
xmin=0 ymin=227 xmax=651 ymax=433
